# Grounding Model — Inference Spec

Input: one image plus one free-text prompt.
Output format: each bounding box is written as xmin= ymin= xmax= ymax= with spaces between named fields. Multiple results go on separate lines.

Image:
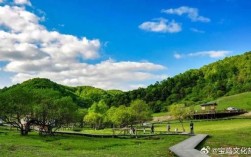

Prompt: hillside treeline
xmin=115 ymin=51 xmax=251 ymax=112
xmin=1 ymin=51 xmax=251 ymax=113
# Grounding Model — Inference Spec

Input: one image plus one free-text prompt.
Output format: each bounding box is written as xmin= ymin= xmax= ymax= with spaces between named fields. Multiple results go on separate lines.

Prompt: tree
xmin=129 ymin=99 xmax=152 ymax=125
xmin=32 ymin=89 xmax=78 ymax=135
xmin=84 ymin=100 xmax=108 ymax=129
xmin=84 ymin=112 xmax=102 ymax=129
xmin=76 ymin=108 xmax=88 ymax=128
xmin=169 ymin=104 xmax=193 ymax=132
xmin=52 ymin=96 xmax=78 ymax=131
xmin=106 ymin=105 xmax=132 ymax=127
xmin=0 ymin=87 xmax=33 ymax=135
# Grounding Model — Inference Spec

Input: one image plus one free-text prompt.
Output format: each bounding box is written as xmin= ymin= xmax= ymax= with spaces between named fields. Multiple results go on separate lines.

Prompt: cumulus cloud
xmin=139 ymin=18 xmax=181 ymax=33
xmin=162 ymin=6 xmax=210 ymax=22
xmin=188 ymin=51 xmax=231 ymax=58
xmin=0 ymin=4 xmax=166 ymax=90
xmin=14 ymin=0 xmax=31 ymax=6
xmin=9 ymin=60 xmax=165 ymax=90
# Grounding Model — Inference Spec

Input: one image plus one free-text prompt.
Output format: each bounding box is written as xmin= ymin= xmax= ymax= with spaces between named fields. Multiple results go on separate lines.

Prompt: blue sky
xmin=0 ymin=0 xmax=251 ymax=90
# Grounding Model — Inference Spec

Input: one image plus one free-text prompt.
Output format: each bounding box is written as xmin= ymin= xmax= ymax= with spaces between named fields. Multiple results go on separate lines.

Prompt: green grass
xmin=152 ymin=112 xmax=168 ymax=117
xmin=216 ymin=92 xmax=251 ymax=111
xmin=152 ymin=92 xmax=251 ymax=119
xmin=60 ymin=127 xmax=113 ymax=135
xmin=154 ymin=119 xmax=251 ymax=156
xmin=195 ymin=92 xmax=251 ymax=112
xmin=1 ymin=118 xmax=251 ymax=157
xmin=0 ymin=126 xmax=186 ymax=157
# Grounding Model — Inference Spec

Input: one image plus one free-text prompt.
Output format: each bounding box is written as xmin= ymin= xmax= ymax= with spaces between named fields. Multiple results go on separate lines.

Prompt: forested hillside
xmin=1 ymin=51 xmax=251 ymax=112
xmin=0 ymin=78 xmax=123 ymax=108
xmin=118 ymin=51 xmax=251 ymax=112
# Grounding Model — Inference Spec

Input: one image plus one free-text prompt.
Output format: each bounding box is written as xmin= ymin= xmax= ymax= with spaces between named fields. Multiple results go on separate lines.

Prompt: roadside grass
xmin=0 ymin=126 xmax=186 ymax=157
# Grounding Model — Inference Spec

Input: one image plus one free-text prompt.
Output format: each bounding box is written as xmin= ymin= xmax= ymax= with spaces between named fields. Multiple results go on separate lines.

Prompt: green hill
xmin=216 ymin=92 xmax=251 ymax=111
xmin=0 ymin=78 xmax=123 ymax=108
xmin=119 ymin=51 xmax=251 ymax=112
xmin=1 ymin=51 xmax=251 ymax=112
xmin=194 ymin=92 xmax=251 ymax=111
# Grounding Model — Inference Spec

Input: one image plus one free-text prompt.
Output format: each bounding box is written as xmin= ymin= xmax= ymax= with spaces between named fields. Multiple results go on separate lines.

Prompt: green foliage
xmin=106 ymin=100 xmax=152 ymax=127
xmin=84 ymin=100 xmax=109 ymax=129
xmin=169 ymin=104 xmax=193 ymax=131
xmin=169 ymin=104 xmax=192 ymax=120
xmin=1 ymin=51 xmax=251 ymax=116
xmin=129 ymin=99 xmax=152 ymax=123
xmin=75 ymin=108 xmax=88 ymax=127
xmin=0 ymin=86 xmax=33 ymax=135
xmin=118 ymin=51 xmax=251 ymax=112
xmin=74 ymin=86 xmax=123 ymax=108
xmin=52 ymin=96 xmax=78 ymax=125
xmin=106 ymin=105 xmax=132 ymax=127
xmin=31 ymin=90 xmax=78 ymax=134
xmin=0 ymin=86 xmax=78 ymax=135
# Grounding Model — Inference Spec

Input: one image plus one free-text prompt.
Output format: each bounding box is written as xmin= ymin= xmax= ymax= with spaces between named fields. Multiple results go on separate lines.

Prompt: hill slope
xmin=212 ymin=92 xmax=251 ymax=111
xmin=1 ymin=51 xmax=251 ymax=111
xmin=0 ymin=78 xmax=123 ymax=108
xmin=119 ymin=51 xmax=251 ymax=112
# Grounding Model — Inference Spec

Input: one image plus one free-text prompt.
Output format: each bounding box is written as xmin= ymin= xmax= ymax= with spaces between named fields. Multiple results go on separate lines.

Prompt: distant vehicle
xmin=226 ymin=107 xmax=239 ymax=112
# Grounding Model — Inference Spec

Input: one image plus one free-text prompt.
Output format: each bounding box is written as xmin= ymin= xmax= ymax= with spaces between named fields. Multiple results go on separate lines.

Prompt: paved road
xmin=169 ymin=134 xmax=209 ymax=157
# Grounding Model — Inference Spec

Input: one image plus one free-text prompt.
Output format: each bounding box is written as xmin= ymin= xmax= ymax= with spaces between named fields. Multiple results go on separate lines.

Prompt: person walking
xmin=167 ymin=123 xmax=171 ymax=132
xmin=151 ymin=124 xmax=154 ymax=134
xmin=190 ymin=121 xmax=194 ymax=134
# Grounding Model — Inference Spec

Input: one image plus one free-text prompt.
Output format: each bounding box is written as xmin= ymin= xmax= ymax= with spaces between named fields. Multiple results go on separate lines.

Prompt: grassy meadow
xmin=1 ymin=91 xmax=251 ymax=157
xmin=154 ymin=119 xmax=251 ymax=148
xmin=0 ymin=126 xmax=187 ymax=157
xmin=1 ymin=118 xmax=250 ymax=157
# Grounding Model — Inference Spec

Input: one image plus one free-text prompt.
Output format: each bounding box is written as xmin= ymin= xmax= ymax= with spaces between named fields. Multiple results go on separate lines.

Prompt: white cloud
xmin=139 ymin=18 xmax=181 ymax=33
xmin=162 ymin=6 xmax=210 ymax=22
xmin=174 ymin=51 xmax=231 ymax=59
xmin=129 ymin=84 xmax=147 ymax=89
xmin=0 ymin=5 xmax=100 ymax=61
xmin=188 ymin=51 xmax=231 ymax=58
xmin=174 ymin=53 xmax=183 ymax=59
xmin=190 ymin=28 xmax=205 ymax=33
xmin=9 ymin=60 xmax=165 ymax=91
xmin=0 ymin=4 xmax=166 ymax=90
xmin=0 ymin=0 xmax=4 ymax=3
xmin=14 ymin=0 xmax=31 ymax=6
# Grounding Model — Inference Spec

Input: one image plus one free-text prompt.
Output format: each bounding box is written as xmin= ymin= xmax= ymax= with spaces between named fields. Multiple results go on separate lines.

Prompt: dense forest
xmin=122 ymin=51 xmax=251 ymax=112
xmin=1 ymin=51 xmax=251 ymax=113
